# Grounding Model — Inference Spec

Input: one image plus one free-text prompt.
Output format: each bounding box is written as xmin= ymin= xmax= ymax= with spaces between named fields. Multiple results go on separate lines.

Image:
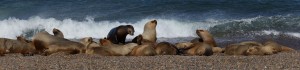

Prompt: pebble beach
xmin=0 ymin=51 xmax=299 ymax=70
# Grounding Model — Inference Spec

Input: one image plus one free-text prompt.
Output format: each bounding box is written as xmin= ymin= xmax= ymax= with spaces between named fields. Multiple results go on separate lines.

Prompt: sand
xmin=0 ymin=51 xmax=299 ymax=70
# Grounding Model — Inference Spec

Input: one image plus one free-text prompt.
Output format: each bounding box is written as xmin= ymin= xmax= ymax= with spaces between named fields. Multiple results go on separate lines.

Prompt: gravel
xmin=0 ymin=51 xmax=299 ymax=70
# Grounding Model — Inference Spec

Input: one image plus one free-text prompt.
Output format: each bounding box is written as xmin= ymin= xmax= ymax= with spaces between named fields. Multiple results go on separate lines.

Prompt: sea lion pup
xmin=106 ymin=25 xmax=135 ymax=44
xmin=52 ymin=28 xmax=64 ymax=38
xmin=264 ymin=41 xmax=295 ymax=52
xmin=154 ymin=42 xmax=178 ymax=55
xmin=32 ymin=31 xmax=85 ymax=55
xmin=129 ymin=44 xmax=157 ymax=56
xmin=132 ymin=20 xmax=157 ymax=43
xmin=182 ymin=42 xmax=213 ymax=56
xmin=84 ymin=38 xmax=137 ymax=56
xmin=196 ymin=29 xmax=217 ymax=47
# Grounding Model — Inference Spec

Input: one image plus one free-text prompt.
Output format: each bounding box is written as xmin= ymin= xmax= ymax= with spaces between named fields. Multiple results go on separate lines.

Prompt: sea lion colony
xmin=0 ymin=20 xmax=295 ymax=56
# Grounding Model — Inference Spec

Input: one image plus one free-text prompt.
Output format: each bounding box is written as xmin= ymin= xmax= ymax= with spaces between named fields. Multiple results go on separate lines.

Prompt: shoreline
xmin=0 ymin=51 xmax=299 ymax=70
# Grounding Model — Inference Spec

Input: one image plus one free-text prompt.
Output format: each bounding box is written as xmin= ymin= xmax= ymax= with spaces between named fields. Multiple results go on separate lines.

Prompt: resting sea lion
xmin=154 ymin=42 xmax=178 ymax=55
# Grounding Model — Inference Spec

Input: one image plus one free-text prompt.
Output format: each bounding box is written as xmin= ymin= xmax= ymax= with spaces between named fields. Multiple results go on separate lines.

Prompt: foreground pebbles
xmin=0 ymin=51 xmax=299 ymax=70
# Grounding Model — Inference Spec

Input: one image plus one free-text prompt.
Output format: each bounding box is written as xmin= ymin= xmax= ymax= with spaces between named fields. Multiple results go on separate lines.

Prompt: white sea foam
xmin=0 ymin=16 xmax=221 ymax=39
xmin=262 ymin=30 xmax=300 ymax=38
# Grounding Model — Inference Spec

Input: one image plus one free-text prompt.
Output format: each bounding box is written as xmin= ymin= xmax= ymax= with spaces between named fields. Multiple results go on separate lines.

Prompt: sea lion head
xmin=145 ymin=20 xmax=157 ymax=30
xmin=126 ymin=25 xmax=135 ymax=36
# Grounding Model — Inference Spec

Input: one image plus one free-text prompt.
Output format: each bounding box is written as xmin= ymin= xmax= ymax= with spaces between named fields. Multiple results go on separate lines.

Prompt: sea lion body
xmin=155 ymin=42 xmax=178 ymax=55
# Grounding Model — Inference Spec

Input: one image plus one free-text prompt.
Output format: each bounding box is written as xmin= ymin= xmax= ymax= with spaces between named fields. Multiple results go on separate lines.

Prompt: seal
xmin=32 ymin=31 xmax=85 ymax=55
xmin=107 ymin=25 xmax=135 ymax=44
xmin=129 ymin=44 xmax=156 ymax=56
xmin=132 ymin=20 xmax=157 ymax=43
xmin=0 ymin=35 xmax=36 ymax=56
xmin=182 ymin=42 xmax=213 ymax=56
xmin=154 ymin=42 xmax=178 ymax=55
xmin=52 ymin=28 xmax=64 ymax=38
xmin=196 ymin=29 xmax=217 ymax=47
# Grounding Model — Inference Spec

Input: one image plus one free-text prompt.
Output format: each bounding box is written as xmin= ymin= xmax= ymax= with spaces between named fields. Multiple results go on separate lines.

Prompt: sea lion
xmin=263 ymin=41 xmax=295 ymax=52
xmin=32 ymin=31 xmax=85 ymax=55
xmin=52 ymin=28 xmax=64 ymax=38
xmin=0 ymin=35 xmax=36 ymax=56
xmin=182 ymin=42 xmax=213 ymax=56
xmin=85 ymin=38 xmax=138 ymax=56
xmin=175 ymin=42 xmax=194 ymax=49
xmin=196 ymin=29 xmax=217 ymax=47
xmin=190 ymin=38 xmax=203 ymax=43
xmin=99 ymin=37 xmax=113 ymax=46
xmin=80 ymin=37 xmax=100 ymax=49
xmin=16 ymin=35 xmax=36 ymax=55
xmin=224 ymin=44 xmax=259 ymax=55
xmin=239 ymin=41 xmax=263 ymax=47
xmin=129 ymin=44 xmax=157 ymax=56
xmin=87 ymin=43 xmax=137 ymax=56
xmin=224 ymin=41 xmax=279 ymax=56
xmin=154 ymin=42 xmax=178 ymax=55
xmin=132 ymin=34 xmax=154 ymax=45
xmin=212 ymin=47 xmax=224 ymax=53
xmin=107 ymin=25 xmax=135 ymax=44
xmin=132 ymin=20 xmax=157 ymax=43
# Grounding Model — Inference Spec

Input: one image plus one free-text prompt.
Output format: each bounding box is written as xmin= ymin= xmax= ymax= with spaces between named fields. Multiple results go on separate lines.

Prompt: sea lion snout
xmin=151 ymin=20 xmax=157 ymax=24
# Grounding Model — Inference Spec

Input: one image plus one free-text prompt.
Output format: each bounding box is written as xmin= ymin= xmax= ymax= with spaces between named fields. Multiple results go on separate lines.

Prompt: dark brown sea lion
xmin=107 ymin=25 xmax=135 ymax=44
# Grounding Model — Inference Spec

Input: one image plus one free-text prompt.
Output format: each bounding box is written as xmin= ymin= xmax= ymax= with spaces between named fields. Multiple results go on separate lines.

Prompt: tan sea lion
xmin=84 ymin=38 xmax=138 ymax=56
xmin=196 ymin=29 xmax=217 ymax=47
xmin=175 ymin=42 xmax=194 ymax=49
xmin=132 ymin=34 xmax=155 ymax=45
xmin=129 ymin=44 xmax=156 ymax=56
xmin=52 ymin=28 xmax=64 ymax=38
xmin=263 ymin=41 xmax=295 ymax=52
xmin=107 ymin=25 xmax=135 ymax=44
xmin=190 ymin=38 xmax=203 ymax=43
xmin=32 ymin=31 xmax=85 ymax=55
xmin=239 ymin=41 xmax=263 ymax=47
xmin=224 ymin=41 xmax=279 ymax=56
xmin=0 ymin=35 xmax=36 ymax=56
xmin=224 ymin=44 xmax=259 ymax=55
xmin=154 ymin=42 xmax=178 ymax=55
xmin=212 ymin=47 xmax=224 ymax=53
xmin=183 ymin=42 xmax=213 ymax=56
xmin=84 ymin=43 xmax=138 ymax=56
xmin=80 ymin=37 xmax=100 ymax=49
xmin=132 ymin=20 xmax=157 ymax=43
xmin=99 ymin=38 xmax=113 ymax=46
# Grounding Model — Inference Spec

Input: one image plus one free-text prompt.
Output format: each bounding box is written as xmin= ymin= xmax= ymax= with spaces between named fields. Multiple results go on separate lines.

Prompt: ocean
xmin=0 ymin=0 xmax=299 ymax=49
